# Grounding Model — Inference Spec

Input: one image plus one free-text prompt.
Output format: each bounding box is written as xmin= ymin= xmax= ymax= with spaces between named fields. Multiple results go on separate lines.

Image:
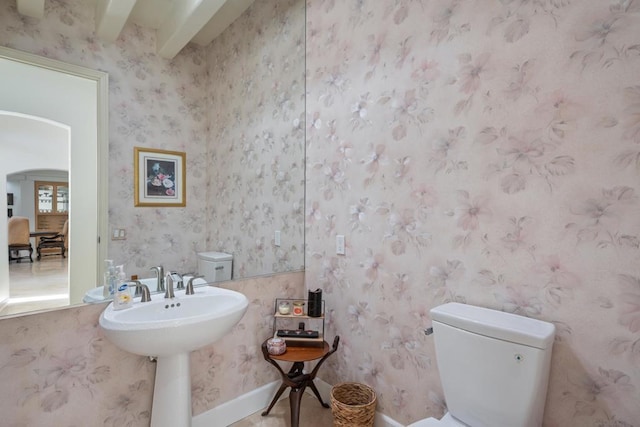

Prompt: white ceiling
xmin=14 ymin=0 xmax=255 ymax=59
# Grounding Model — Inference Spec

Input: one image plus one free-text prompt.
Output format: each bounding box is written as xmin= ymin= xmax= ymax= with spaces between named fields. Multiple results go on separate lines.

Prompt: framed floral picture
xmin=134 ymin=147 xmax=186 ymax=207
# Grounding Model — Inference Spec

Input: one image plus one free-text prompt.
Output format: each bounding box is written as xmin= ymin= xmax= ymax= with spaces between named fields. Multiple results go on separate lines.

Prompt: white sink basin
xmin=99 ymin=284 xmax=248 ymax=357
xmin=99 ymin=284 xmax=248 ymax=427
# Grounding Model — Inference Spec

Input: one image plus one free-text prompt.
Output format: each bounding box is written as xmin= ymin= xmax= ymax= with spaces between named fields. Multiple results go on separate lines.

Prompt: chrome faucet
xmin=129 ymin=281 xmax=151 ymax=302
xmin=186 ymin=275 xmax=204 ymax=295
xmin=164 ymin=273 xmax=175 ymax=299
xmin=150 ymin=266 xmax=165 ymax=292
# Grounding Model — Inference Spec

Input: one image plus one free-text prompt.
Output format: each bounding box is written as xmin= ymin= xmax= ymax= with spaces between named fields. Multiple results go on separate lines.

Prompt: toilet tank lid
xmin=197 ymin=251 xmax=233 ymax=261
xmin=430 ymin=303 xmax=555 ymax=350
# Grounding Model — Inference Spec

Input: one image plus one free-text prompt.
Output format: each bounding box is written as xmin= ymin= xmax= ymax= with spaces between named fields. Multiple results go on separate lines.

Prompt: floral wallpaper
xmin=305 ymin=0 xmax=640 ymax=426
xmin=2 ymin=0 xmax=639 ymax=426
xmin=0 ymin=0 xmax=209 ymax=276
xmin=0 ymin=271 xmax=303 ymax=425
xmin=0 ymin=0 xmax=304 ymax=281
xmin=206 ymin=0 xmax=305 ymax=279
xmin=0 ymin=0 xmax=306 ymax=424
xmin=190 ymin=272 xmax=304 ymax=417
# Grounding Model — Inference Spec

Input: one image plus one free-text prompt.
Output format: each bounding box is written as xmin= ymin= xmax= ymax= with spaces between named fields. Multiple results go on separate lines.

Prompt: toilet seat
xmin=407 ymin=413 xmax=469 ymax=427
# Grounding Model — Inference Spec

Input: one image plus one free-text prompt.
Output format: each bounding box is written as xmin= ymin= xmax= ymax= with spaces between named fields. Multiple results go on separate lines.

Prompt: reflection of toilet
xmin=409 ymin=302 xmax=555 ymax=427
xmin=197 ymin=251 xmax=233 ymax=283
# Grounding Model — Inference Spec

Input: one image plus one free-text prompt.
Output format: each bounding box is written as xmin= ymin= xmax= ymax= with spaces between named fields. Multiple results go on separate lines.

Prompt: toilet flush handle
xmin=424 ymin=327 xmax=434 ymax=336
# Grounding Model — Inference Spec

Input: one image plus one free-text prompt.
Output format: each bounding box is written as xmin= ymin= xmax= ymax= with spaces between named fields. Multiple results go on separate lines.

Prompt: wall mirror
xmin=1 ymin=46 xmax=109 ymax=317
xmin=0 ymin=0 xmax=305 ymax=318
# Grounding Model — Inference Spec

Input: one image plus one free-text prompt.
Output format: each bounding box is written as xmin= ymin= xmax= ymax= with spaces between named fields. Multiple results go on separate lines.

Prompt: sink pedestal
xmin=151 ymin=353 xmax=192 ymax=427
xmin=99 ymin=286 xmax=249 ymax=427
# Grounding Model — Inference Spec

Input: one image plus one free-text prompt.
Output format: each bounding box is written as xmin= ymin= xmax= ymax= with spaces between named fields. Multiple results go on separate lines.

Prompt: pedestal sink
xmin=99 ymin=285 xmax=249 ymax=427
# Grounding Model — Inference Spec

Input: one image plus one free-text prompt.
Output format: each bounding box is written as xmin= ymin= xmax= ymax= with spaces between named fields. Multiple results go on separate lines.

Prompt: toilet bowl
xmin=408 ymin=413 xmax=468 ymax=426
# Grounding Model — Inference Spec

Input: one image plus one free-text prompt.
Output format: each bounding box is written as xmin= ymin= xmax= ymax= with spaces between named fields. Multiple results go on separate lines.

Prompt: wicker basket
xmin=330 ymin=382 xmax=377 ymax=427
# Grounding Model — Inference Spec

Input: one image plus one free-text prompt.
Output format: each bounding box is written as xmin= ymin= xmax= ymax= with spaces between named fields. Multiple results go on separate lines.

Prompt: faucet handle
xmin=170 ymin=271 xmax=184 ymax=290
xmin=186 ymin=275 xmax=204 ymax=295
xmin=129 ymin=281 xmax=151 ymax=302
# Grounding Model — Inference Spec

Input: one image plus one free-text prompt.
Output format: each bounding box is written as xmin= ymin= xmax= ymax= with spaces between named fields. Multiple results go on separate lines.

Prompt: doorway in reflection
xmin=3 ymin=169 xmax=71 ymax=316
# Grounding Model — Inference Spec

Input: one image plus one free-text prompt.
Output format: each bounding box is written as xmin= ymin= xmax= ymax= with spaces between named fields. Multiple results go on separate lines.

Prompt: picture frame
xmin=134 ymin=147 xmax=186 ymax=207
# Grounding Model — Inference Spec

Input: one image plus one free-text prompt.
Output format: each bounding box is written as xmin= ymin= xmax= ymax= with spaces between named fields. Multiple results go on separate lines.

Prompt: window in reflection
xmin=35 ymin=181 xmax=69 ymax=231
xmin=37 ymin=183 xmax=54 ymax=213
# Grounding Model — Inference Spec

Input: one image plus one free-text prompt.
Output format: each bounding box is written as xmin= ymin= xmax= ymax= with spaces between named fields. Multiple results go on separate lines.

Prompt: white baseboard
xmin=193 ymin=378 xmax=404 ymax=427
xmin=192 ymin=380 xmax=284 ymax=427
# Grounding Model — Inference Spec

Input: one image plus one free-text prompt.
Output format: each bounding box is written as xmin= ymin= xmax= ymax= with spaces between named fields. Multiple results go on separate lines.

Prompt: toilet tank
xmin=197 ymin=251 xmax=233 ymax=283
xmin=431 ymin=303 xmax=555 ymax=427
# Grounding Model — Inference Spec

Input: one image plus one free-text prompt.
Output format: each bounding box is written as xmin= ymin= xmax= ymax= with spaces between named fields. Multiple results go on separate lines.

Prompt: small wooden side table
xmin=261 ymin=336 xmax=340 ymax=427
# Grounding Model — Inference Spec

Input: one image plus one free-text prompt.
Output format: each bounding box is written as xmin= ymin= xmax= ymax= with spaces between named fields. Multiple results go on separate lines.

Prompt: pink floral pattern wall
xmin=206 ymin=0 xmax=305 ymax=279
xmin=0 ymin=0 xmax=305 ymax=424
xmin=0 ymin=0 xmax=304 ymax=280
xmin=305 ymin=0 xmax=640 ymax=426
xmin=2 ymin=0 xmax=639 ymax=425
xmin=0 ymin=271 xmax=303 ymax=425
xmin=0 ymin=0 xmax=210 ymax=275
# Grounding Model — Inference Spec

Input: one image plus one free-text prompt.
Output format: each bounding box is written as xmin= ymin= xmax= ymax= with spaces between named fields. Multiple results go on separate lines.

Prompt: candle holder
xmin=278 ymin=300 xmax=291 ymax=315
xmin=292 ymin=301 xmax=305 ymax=316
xmin=266 ymin=337 xmax=287 ymax=355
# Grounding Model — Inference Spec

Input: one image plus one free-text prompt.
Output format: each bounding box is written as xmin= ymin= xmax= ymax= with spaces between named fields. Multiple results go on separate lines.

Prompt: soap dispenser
xmin=103 ymin=260 xmax=116 ymax=298
xmin=113 ymin=265 xmax=132 ymax=310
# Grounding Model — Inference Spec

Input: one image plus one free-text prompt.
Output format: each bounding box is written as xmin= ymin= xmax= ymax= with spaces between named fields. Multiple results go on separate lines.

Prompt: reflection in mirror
xmin=0 ymin=0 xmax=304 ymax=317
xmin=207 ymin=0 xmax=305 ymax=279
xmin=0 ymin=47 xmax=109 ymax=318
xmin=4 ymin=170 xmax=70 ymax=316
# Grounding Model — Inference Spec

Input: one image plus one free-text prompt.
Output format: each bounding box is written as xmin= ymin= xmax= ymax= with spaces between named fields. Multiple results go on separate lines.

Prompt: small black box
xmin=307 ymin=288 xmax=322 ymax=317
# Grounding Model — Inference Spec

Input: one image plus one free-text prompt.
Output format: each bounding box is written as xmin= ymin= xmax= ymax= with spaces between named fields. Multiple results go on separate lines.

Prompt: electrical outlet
xmin=336 ymin=235 xmax=345 ymax=255
xmin=274 ymin=230 xmax=281 ymax=247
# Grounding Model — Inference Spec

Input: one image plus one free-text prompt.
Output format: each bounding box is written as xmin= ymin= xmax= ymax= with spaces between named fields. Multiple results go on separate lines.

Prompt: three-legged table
xmin=261 ymin=336 xmax=340 ymax=427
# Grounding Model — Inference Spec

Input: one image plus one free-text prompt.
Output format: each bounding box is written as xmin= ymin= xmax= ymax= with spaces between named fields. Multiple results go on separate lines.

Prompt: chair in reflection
xmin=8 ymin=216 xmax=33 ymax=263
xmin=37 ymin=219 xmax=68 ymax=260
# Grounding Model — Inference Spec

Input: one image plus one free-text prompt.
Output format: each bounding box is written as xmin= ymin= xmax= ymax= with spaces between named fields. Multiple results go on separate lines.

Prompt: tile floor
xmin=1 ymin=256 xmax=69 ymax=316
xmin=230 ymin=393 xmax=335 ymax=426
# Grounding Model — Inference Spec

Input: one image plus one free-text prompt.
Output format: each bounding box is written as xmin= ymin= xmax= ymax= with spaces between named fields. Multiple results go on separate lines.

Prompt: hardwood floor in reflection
xmin=1 ymin=256 xmax=69 ymax=316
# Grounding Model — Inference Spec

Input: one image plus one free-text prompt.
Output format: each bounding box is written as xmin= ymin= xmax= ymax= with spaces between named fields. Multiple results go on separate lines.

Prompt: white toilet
xmin=409 ymin=302 xmax=555 ymax=427
xmin=196 ymin=251 xmax=233 ymax=283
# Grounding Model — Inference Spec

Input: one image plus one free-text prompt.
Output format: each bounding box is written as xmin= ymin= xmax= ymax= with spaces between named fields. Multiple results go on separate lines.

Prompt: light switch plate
xmin=274 ymin=230 xmax=281 ymax=247
xmin=336 ymin=235 xmax=345 ymax=255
